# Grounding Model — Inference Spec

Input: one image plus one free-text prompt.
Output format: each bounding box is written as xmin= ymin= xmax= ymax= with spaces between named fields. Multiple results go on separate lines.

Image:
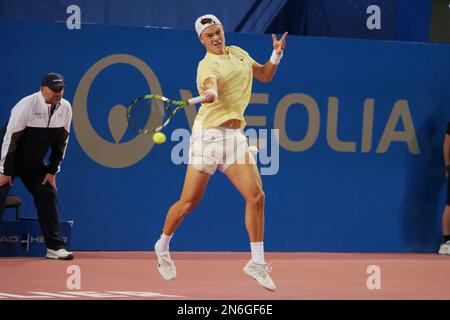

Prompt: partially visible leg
xmin=442 ymin=205 xmax=450 ymax=239
xmin=224 ymin=151 xmax=264 ymax=243
xmin=223 ymin=152 xmax=276 ymax=291
xmin=154 ymin=165 xmax=211 ymax=280
xmin=160 ymin=165 xmax=211 ymax=237
xmin=439 ymin=175 xmax=450 ymax=255
xmin=0 ymin=183 xmax=12 ymax=220
xmin=439 ymin=205 xmax=450 ymax=255
xmin=20 ymin=171 xmax=66 ymax=250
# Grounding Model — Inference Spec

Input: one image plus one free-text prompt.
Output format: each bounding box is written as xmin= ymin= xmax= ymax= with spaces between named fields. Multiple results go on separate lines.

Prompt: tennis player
xmin=154 ymin=14 xmax=287 ymax=291
xmin=438 ymin=121 xmax=450 ymax=255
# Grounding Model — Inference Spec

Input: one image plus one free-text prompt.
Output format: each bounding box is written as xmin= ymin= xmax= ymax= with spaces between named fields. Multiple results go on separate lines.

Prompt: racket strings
xmin=126 ymin=94 xmax=190 ymax=134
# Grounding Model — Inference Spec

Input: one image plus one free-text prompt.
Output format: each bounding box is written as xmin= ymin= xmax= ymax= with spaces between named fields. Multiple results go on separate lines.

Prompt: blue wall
xmin=1 ymin=20 xmax=449 ymax=252
xmin=396 ymin=0 xmax=432 ymax=42
xmin=0 ymin=0 xmax=265 ymax=32
xmin=1 ymin=0 xmax=435 ymax=42
xmin=267 ymin=0 xmax=432 ymax=42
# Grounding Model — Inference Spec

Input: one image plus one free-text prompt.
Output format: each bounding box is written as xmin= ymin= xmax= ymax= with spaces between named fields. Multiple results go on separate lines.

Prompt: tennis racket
xmin=126 ymin=94 xmax=204 ymax=134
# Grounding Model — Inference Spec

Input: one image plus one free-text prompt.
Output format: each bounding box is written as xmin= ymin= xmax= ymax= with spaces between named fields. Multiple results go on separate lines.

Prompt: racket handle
xmin=187 ymin=95 xmax=205 ymax=106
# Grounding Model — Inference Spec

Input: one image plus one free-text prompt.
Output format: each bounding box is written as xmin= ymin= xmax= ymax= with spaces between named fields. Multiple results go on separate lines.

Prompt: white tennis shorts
xmin=189 ymin=128 xmax=250 ymax=175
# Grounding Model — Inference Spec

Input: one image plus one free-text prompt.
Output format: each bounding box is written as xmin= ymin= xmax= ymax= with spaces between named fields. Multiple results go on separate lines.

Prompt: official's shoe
xmin=46 ymin=248 xmax=74 ymax=260
xmin=243 ymin=260 xmax=277 ymax=291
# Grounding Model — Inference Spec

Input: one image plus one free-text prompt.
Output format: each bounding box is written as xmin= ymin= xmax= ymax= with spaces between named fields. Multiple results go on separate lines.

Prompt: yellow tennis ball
xmin=153 ymin=132 xmax=166 ymax=144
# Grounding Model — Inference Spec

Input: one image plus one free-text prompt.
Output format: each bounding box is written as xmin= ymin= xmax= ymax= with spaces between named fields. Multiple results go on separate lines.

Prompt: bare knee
xmin=175 ymin=199 xmax=199 ymax=218
xmin=246 ymin=189 xmax=265 ymax=211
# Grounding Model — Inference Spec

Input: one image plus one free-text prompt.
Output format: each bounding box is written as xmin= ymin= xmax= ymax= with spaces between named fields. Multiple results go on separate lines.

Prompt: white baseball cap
xmin=195 ymin=14 xmax=222 ymax=37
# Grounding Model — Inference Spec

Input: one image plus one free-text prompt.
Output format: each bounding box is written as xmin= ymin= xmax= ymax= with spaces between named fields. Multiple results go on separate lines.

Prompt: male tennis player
xmin=0 ymin=73 xmax=74 ymax=260
xmin=438 ymin=121 xmax=450 ymax=255
xmin=154 ymin=14 xmax=287 ymax=291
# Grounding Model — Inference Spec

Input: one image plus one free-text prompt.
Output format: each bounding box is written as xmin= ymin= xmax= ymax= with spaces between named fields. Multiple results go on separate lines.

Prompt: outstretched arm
xmin=252 ymin=32 xmax=288 ymax=83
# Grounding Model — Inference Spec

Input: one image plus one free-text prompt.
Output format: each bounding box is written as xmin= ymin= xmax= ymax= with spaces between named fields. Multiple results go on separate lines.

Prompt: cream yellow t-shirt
xmin=193 ymin=45 xmax=255 ymax=132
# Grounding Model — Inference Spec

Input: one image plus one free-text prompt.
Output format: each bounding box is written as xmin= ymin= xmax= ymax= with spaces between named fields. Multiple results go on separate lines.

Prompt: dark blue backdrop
xmin=1 ymin=20 xmax=449 ymax=252
xmin=0 ymin=0 xmax=434 ymax=41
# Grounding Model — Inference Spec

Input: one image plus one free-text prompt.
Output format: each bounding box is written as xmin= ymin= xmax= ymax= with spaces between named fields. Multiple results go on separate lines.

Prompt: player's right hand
xmin=0 ymin=173 xmax=12 ymax=187
xmin=203 ymin=88 xmax=218 ymax=103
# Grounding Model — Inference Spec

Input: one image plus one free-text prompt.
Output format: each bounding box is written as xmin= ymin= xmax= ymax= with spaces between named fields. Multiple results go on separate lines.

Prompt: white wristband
xmin=270 ymin=49 xmax=283 ymax=65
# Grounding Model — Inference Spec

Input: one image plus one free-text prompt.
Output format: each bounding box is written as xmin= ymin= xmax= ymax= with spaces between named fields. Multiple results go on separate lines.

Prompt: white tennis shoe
xmin=438 ymin=241 xmax=450 ymax=255
xmin=243 ymin=260 xmax=277 ymax=291
xmin=155 ymin=247 xmax=176 ymax=281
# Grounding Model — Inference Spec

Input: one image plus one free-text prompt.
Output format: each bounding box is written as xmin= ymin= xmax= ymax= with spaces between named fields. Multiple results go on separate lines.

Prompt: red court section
xmin=0 ymin=252 xmax=449 ymax=299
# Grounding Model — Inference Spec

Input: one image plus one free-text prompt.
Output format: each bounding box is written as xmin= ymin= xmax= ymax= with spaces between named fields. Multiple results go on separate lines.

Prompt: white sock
xmin=250 ymin=242 xmax=265 ymax=265
xmin=155 ymin=233 xmax=173 ymax=253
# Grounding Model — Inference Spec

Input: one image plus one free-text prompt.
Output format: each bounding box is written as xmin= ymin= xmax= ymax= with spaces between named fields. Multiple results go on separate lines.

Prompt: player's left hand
xmin=0 ymin=173 xmax=12 ymax=187
xmin=272 ymin=32 xmax=288 ymax=55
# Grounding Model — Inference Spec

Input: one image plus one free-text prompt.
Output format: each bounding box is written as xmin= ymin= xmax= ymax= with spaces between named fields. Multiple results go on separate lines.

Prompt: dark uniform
xmin=0 ymin=85 xmax=72 ymax=250
xmin=446 ymin=121 xmax=450 ymax=205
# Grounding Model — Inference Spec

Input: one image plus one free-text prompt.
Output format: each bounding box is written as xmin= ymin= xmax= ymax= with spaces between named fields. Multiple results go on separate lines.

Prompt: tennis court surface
xmin=1 ymin=252 xmax=449 ymax=300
